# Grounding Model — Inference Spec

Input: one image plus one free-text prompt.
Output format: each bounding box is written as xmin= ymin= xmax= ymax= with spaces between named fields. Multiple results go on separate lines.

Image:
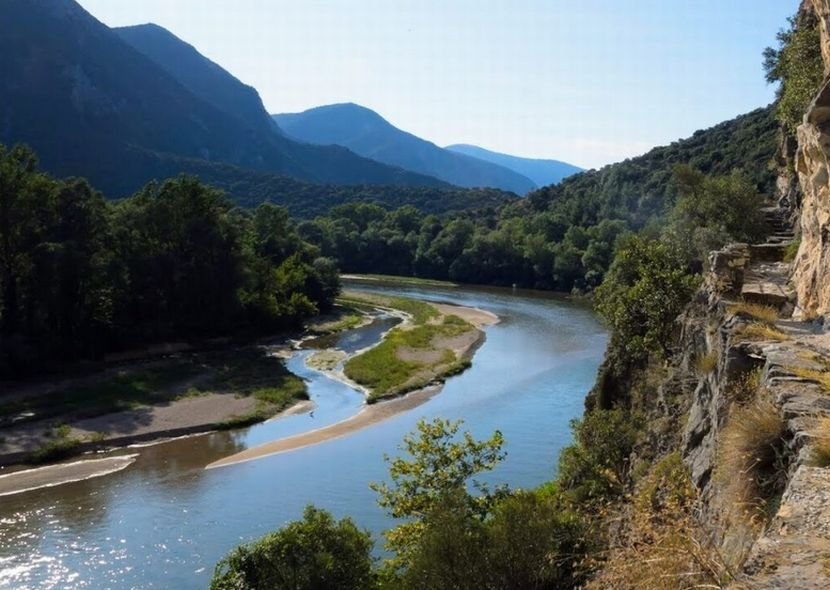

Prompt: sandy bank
xmin=0 ymin=454 xmax=138 ymax=497
xmin=0 ymin=397 xmax=314 ymax=467
xmin=206 ymin=385 xmax=443 ymax=469
xmin=209 ymin=300 xmax=499 ymax=469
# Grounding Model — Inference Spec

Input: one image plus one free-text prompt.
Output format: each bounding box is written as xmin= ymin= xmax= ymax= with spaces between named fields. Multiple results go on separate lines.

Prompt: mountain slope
xmin=274 ymin=103 xmax=537 ymax=194
xmin=446 ymin=144 xmax=582 ymax=187
xmin=0 ymin=1 xmax=445 ymax=196
xmin=114 ymin=23 xmax=279 ymax=136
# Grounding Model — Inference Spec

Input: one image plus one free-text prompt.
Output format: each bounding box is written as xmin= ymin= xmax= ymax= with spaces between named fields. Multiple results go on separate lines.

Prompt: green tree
xmin=370 ymin=418 xmax=505 ymax=572
xmin=764 ymin=12 xmax=824 ymax=132
xmin=594 ymin=235 xmax=699 ymax=368
xmin=211 ymin=506 xmax=376 ymax=590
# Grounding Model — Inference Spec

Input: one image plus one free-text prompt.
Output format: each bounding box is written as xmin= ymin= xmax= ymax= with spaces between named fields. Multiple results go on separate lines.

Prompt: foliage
xmin=665 ymin=165 xmax=767 ymax=265
xmin=210 ymin=506 xmax=375 ymax=590
xmin=556 ymin=407 xmax=641 ymax=505
xmin=370 ymin=418 xmax=505 ymax=572
xmin=808 ymin=417 xmax=830 ymax=467
xmin=0 ymin=145 xmax=340 ymax=378
xmin=764 ymin=13 xmax=824 ymax=132
xmin=595 ymin=235 xmax=700 ymax=368
xmin=302 ymin=108 xmax=777 ymax=292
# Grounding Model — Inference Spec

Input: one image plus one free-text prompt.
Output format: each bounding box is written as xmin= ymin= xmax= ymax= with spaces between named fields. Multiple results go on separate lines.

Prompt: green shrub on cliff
xmin=764 ymin=13 xmax=824 ymax=133
xmin=595 ymin=236 xmax=700 ymax=368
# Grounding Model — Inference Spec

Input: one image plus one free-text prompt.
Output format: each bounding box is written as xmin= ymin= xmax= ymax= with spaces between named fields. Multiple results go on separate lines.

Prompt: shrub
xmin=719 ymin=400 xmax=790 ymax=516
xmin=587 ymin=454 xmax=733 ymax=590
xmin=557 ymin=408 xmax=641 ymax=504
xmin=727 ymin=368 xmax=763 ymax=404
xmin=728 ymin=302 xmax=779 ymax=325
xmin=696 ymin=351 xmax=719 ymax=374
xmin=737 ymin=323 xmax=790 ymax=342
xmin=210 ymin=506 xmax=375 ymax=590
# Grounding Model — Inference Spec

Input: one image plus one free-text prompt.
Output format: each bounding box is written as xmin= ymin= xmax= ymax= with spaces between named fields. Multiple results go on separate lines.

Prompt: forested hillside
xmin=302 ymin=106 xmax=778 ymax=291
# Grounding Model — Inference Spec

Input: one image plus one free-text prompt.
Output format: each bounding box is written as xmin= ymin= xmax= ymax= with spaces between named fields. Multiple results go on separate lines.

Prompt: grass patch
xmin=727 ymin=368 xmax=763 ymax=404
xmin=788 ymin=366 xmax=830 ymax=393
xmin=808 ymin=417 xmax=830 ymax=467
xmin=783 ymin=239 xmax=800 ymax=263
xmin=719 ymin=399 xmax=790 ymax=517
xmin=695 ymin=351 xmax=718 ymax=374
xmin=1 ymin=362 xmax=201 ymax=425
xmin=388 ymin=297 xmax=439 ymax=325
xmin=30 ymin=424 xmax=83 ymax=464
xmin=737 ymin=322 xmax=791 ymax=342
xmin=344 ymin=314 xmax=475 ymax=401
xmin=307 ymin=304 xmax=366 ymax=335
xmin=202 ymin=348 xmax=307 ymax=411
xmin=338 ymin=292 xmax=439 ymax=325
xmin=728 ymin=302 xmax=779 ymax=325
xmin=342 ymin=273 xmax=459 ymax=288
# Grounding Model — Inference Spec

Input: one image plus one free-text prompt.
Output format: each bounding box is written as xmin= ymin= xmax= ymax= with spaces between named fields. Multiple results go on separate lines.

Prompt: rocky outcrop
xmin=793 ymin=0 xmax=830 ymax=317
xmin=671 ymin=230 xmax=830 ymax=587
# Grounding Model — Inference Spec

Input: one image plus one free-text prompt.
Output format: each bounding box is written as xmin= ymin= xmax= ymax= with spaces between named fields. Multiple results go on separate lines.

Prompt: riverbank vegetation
xmin=4 ymin=347 xmax=308 ymax=461
xmin=341 ymin=293 xmax=478 ymax=401
xmin=297 ymin=107 xmax=776 ymax=293
xmin=0 ymin=144 xmax=340 ymax=379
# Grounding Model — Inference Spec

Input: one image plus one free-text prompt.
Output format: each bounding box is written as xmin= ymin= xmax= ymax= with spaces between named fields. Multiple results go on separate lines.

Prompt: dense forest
xmin=300 ymin=106 xmax=778 ymax=291
xmin=0 ymin=145 xmax=339 ymax=378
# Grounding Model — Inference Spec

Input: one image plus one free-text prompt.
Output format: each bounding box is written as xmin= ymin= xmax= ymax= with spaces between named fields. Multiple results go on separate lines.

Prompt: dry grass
xmin=587 ymin=453 xmax=735 ymax=590
xmin=788 ymin=366 xmax=830 ymax=393
xmin=727 ymin=368 xmax=763 ymax=405
xmin=696 ymin=351 xmax=719 ymax=375
xmin=728 ymin=302 xmax=779 ymax=325
xmin=736 ymin=322 xmax=790 ymax=342
xmin=808 ymin=416 xmax=830 ymax=467
xmin=718 ymin=399 xmax=789 ymax=517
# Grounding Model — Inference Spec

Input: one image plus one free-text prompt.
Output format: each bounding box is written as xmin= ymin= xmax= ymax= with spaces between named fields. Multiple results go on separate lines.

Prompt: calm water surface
xmin=0 ymin=283 xmax=606 ymax=589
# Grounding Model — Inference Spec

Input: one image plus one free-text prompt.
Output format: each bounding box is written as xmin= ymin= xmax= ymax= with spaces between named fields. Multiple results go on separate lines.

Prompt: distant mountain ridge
xmin=446 ymin=144 xmax=582 ymax=188
xmin=274 ymin=103 xmax=538 ymax=194
xmin=0 ymin=0 xmax=446 ymax=196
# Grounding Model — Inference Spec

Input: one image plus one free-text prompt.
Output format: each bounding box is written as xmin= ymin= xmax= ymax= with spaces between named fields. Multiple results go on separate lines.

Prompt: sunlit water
xmin=0 ymin=283 xmax=606 ymax=589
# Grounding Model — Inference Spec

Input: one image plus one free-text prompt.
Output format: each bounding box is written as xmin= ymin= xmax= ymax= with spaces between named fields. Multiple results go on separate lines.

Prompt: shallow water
xmin=0 ymin=283 xmax=606 ymax=590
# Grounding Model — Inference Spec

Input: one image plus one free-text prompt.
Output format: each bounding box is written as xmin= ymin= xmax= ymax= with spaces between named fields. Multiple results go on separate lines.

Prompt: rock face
xmin=793 ymin=0 xmax=830 ymax=317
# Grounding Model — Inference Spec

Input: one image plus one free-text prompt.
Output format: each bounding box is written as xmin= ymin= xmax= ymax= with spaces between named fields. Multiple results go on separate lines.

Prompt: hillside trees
xmin=0 ymin=145 xmax=339 ymax=377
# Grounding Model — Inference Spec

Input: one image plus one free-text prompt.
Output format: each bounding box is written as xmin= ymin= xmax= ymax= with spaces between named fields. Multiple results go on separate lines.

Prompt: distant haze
xmin=77 ymin=1 xmax=795 ymax=168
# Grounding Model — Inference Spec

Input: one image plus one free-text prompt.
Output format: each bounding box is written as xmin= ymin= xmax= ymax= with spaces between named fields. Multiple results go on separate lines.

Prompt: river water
xmin=0 ymin=283 xmax=606 ymax=589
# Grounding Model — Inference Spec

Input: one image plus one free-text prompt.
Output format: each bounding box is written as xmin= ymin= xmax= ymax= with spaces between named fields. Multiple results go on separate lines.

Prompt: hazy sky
xmin=78 ymin=0 xmax=797 ymax=169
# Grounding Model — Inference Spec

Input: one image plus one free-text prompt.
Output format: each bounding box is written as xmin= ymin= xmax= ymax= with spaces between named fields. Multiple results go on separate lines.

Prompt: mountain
xmin=274 ymin=103 xmax=537 ymax=194
xmin=0 ymin=1 xmax=445 ymax=196
xmin=114 ymin=23 xmax=280 ymax=137
xmin=445 ymin=144 xmax=582 ymax=188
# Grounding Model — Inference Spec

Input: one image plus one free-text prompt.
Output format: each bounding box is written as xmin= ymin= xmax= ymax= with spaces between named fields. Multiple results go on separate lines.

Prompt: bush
xmin=719 ymin=400 xmax=790 ymax=515
xmin=210 ymin=506 xmax=375 ymax=590
xmin=557 ymin=408 xmax=641 ymax=504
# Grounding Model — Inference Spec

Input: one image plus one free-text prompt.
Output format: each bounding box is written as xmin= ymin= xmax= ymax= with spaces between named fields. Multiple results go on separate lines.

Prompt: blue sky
xmin=78 ymin=0 xmax=798 ymax=169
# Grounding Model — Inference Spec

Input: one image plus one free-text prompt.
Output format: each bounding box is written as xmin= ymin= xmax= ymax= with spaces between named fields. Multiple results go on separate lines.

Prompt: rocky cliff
xmin=793 ymin=0 xmax=830 ymax=317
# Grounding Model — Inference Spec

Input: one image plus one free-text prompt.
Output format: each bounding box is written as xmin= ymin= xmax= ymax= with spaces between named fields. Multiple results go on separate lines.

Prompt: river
xmin=0 ymin=282 xmax=606 ymax=590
